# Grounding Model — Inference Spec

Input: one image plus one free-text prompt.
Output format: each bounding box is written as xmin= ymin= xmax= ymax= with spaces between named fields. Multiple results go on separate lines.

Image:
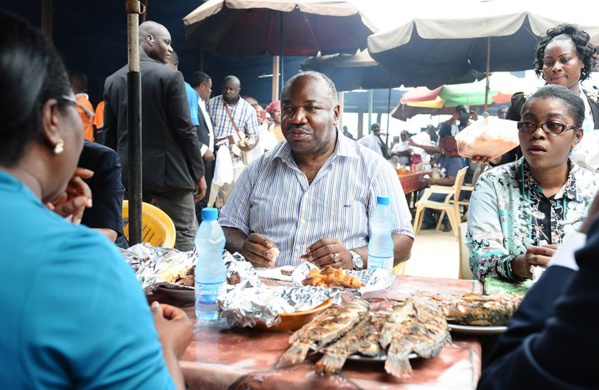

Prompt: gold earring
xmin=54 ymin=139 xmax=65 ymax=155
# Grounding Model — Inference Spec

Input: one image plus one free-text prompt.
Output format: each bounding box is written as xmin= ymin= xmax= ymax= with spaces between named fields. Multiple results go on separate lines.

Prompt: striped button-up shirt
xmin=206 ymin=95 xmax=258 ymax=142
xmin=219 ymin=133 xmax=414 ymax=266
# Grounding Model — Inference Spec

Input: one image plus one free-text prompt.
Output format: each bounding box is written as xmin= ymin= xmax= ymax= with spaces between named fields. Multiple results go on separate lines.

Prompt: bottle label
xmin=195 ymin=281 xmax=225 ymax=305
xmin=368 ymin=255 xmax=394 ymax=272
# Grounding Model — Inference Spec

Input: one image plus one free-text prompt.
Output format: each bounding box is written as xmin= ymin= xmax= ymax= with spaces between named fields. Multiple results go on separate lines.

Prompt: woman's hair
xmin=0 ymin=11 xmax=71 ymax=166
xmin=533 ymin=23 xmax=597 ymax=82
xmin=521 ymin=84 xmax=585 ymax=127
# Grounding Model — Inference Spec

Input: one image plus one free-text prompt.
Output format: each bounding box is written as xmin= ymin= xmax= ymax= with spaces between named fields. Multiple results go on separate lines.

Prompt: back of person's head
xmin=282 ymin=71 xmax=338 ymax=104
xmin=69 ymin=71 xmax=87 ymax=94
xmin=190 ymin=71 xmax=211 ymax=88
xmin=0 ymin=11 xmax=71 ymax=167
xmin=521 ymin=84 xmax=585 ymax=126
xmin=534 ymin=23 xmax=597 ymax=82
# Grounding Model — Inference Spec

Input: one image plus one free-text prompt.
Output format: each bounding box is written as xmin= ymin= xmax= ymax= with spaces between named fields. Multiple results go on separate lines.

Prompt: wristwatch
xmin=349 ymin=250 xmax=364 ymax=270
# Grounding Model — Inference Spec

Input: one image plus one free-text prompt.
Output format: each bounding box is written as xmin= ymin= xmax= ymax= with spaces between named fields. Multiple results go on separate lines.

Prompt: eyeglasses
xmin=60 ymin=95 xmax=95 ymax=129
xmin=516 ymin=121 xmax=579 ymax=135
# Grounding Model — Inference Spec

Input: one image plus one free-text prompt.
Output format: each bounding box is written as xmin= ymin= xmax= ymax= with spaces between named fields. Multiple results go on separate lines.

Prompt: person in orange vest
xmin=94 ymin=100 xmax=105 ymax=144
xmin=69 ymin=71 xmax=95 ymax=141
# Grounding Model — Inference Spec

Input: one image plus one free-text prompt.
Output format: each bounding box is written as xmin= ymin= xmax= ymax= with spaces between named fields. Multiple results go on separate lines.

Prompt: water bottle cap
xmin=376 ymin=196 xmax=390 ymax=206
xmin=201 ymin=208 xmax=218 ymax=221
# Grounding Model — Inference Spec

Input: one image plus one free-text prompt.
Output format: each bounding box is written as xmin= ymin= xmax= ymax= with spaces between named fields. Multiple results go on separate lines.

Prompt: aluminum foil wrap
xmin=119 ymin=243 xmax=196 ymax=292
xmin=218 ymin=285 xmax=341 ymax=329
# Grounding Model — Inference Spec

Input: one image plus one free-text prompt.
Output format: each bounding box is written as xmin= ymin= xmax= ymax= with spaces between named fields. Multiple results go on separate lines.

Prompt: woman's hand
xmin=511 ymin=244 xmax=558 ymax=279
xmin=241 ymin=233 xmax=278 ymax=268
xmin=151 ymin=302 xmax=193 ymax=359
xmin=301 ymin=238 xmax=352 ymax=270
xmin=46 ymin=167 xmax=93 ymax=224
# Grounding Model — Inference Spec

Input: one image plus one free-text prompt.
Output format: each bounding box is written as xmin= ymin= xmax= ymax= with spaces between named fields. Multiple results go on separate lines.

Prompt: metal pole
xmin=126 ymin=0 xmax=142 ymax=245
xmin=279 ymin=12 xmax=284 ymax=96
xmin=367 ymin=89 xmax=373 ymax=132
xmin=272 ymin=56 xmax=280 ymax=102
xmin=484 ymin=37 xmax=491 ymax=114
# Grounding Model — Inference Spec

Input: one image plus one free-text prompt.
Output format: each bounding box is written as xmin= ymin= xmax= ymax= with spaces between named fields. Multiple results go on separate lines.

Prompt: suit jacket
xmin=478 ymin=217 xmax=599 ymax=389
xmin=103 ymin=53 xmax=204 ymax=191
xmin=196 ymin=101 xmax=212 ymax=149
xmin=78 ymin=140 xmax=128 ymax=249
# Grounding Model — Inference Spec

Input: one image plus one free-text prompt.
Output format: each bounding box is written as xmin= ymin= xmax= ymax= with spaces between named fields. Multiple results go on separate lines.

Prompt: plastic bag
xmin=213 ymin=145 xmax=233 ymax=186
xmin=455 ymin=116 xmax=519 ymax=159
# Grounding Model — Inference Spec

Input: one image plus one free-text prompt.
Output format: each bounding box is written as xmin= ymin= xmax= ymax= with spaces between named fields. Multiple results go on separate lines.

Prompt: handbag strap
xmin=224 ymin=104 xmax=244 ymax=141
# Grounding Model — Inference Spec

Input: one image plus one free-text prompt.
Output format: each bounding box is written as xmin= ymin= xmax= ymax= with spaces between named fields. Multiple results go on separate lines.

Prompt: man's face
xmin=222 ymin=79 xmax=241 ymax=104
xmin=255 ymin=105 xmax=266 ymax=125
xmin=199 ymin=79 xmax=212 ymax=102
xmin=372 ymin=124 xmax=381 ymax=135
xmin=281 ymin=75 xmax=339 ymax=156
xmin=146 ymin=27 xmax=172 ymax=64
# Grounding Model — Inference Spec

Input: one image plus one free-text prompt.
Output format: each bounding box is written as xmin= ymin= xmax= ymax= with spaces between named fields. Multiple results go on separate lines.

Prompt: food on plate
xmin=302 ymin=266 xmax=364 ymax=288
xmin=427 ymin=292 xmax=522 ymax=326
xmin=280 ymin=265 xmax=295 ymax=276
xmin=295 ymin=298 xmax=450 ymax=377
xmin=269 ymin=246 xmax=280 ymax=262
xmin=158 ymin=263 xmax=192 ymax=284
xmin=275 ymin=299 xmax=370 ymax=367
xmin=384 ymin=299 xmax=449 ymax=378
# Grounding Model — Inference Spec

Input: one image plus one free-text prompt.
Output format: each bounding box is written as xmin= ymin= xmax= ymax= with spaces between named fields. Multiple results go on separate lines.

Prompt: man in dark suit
xmin=478 ymin=192 xmax=599 ymax=389
xmin=190 ymin=71 xmax=215 ymax=225
xmin=103 ymin=21 xmax=206 ymax=252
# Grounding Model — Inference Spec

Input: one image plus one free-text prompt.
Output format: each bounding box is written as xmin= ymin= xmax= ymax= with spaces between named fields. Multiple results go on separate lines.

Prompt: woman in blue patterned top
xmin=466 ymin=85 xmax=599 ymax=283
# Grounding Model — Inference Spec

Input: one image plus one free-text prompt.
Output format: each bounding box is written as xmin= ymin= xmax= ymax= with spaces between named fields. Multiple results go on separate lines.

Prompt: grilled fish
xmin=385 ymin=299 xmax=450 ymax=378
xmin=378 ymin=299 xmax=415 ymax=349
xmin=276 ymin=299 xmax=370 ymax=368
xmin=429 ymin=293 xmax=522 ymax=326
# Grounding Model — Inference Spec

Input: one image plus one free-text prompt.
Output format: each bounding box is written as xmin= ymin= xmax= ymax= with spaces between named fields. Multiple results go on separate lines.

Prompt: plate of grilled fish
xmin=276 ymin=297 xmax=450 ymax=378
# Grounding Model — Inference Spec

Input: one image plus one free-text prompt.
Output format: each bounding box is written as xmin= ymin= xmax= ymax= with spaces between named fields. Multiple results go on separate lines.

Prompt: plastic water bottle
xmin=194 ymin=208 xmax=226 ymax=322
xmin=368 ymin=196 xmax=394 ymax=273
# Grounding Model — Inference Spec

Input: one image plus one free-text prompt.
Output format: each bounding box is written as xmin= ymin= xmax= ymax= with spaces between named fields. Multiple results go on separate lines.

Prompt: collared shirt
xmin=357 ymin=134 xmax=384 ymax=156
xmin=206 ymin=95 xmax=258 ymax=141
xmin=184 ymin=82 xmax=199 ymax=126
xmin=466 ymin=158 xmax=599 ymax=282
xmin=219 ymin=133 xmax=414 ymax=266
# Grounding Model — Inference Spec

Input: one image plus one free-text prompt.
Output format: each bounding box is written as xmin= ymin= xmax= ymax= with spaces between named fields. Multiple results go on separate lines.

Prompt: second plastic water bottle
xmin=368 ymin=196 xmax=394 ymax=273
xmin=194 ymin=208 xmax=226 ymax=322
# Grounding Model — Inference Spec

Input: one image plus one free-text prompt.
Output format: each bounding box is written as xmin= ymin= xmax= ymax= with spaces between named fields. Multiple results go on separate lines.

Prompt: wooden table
xmin=150 ymin=275 xmax=483 ymax=389
xmin=398 ymin=171 xmax=429 ymax=195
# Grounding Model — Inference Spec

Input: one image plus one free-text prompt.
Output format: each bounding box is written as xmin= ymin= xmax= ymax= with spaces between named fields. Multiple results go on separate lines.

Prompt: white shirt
xmin=198 ymin=99 xmax=214 ymax=155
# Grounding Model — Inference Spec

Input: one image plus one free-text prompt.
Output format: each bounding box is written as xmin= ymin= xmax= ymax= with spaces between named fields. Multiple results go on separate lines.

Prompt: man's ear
xmin=146 ymin=33 xmax=154 ymax=46
xmin=333 ymin=104 xmax=340 ymax=124
xmin=40 ymin=99 xmax=63 ymax=149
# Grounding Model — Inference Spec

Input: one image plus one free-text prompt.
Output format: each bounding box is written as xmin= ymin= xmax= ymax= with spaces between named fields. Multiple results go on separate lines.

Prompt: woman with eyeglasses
xmin=466 ymin=85 xmax=599 ymax=283
xmin=490 ymin=23 xmax=599 ymax=170
xmin=0 ymin=11 xmax=192 ymax=389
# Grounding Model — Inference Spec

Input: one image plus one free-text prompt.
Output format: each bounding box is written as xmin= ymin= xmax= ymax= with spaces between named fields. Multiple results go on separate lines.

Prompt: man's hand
xmin=194 ymin=176 xmax=207 ymax=202
xmin=151 ymin=302 xmax=193 ymax=359
xmin=46 ymin=167 xmax=93 ymax=224
xmin=241 ymin=233 xmax=278 ymax=268
xmin=512 ymin=244 xmax=558 ymax=279
xmin=203 ymin=149 xmax=215 ymax=162
xmin=300 ymin=238 xmax=352 ymax=270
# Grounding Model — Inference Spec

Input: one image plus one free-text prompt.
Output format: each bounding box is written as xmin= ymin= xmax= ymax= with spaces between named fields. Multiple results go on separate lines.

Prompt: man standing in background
xmin=207 ymin=75 xmax=258 ymax=206
xmin=103 ymin=21 xmax=206 ymax=252
xmin=358 ymin=123 xmax=389 ymax=159
xmin=191 ymin=71 xmax=216 ymax=224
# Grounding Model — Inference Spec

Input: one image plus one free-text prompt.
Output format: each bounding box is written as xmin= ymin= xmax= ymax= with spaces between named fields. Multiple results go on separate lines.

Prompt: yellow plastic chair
xmin=393 ymin=262 xmax=407 ymax=276
xmin=413 ymin=166 xmax=468 ymax=238
xmin=122 ymin=200 xmax=176 ymax=248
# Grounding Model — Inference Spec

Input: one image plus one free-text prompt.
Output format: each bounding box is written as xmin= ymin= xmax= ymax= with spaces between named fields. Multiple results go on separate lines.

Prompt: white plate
xmin=447 ymin=323 xmax=507 ymax=335
xmin=311 ymin=344 xmax=416 ymax=361
xmin=156 ymin=286 xmax=194 ymax=302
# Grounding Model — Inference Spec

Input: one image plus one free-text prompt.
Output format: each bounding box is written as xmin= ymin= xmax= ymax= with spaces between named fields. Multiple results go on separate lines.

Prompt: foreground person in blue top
xmin=0 ymin=11 xmax=192 ymax=389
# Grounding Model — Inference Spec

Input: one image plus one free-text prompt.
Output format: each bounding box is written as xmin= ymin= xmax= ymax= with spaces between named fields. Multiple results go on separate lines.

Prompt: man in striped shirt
xmin=206 ymin=75 xmax=259 ymax=205
xmin=219 ymin=71 xmax=414 ymax=270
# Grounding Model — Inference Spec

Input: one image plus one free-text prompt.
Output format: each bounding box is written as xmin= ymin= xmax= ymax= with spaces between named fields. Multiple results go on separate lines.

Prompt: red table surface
xmin=149 ymin=275 xmax=483 ymax=390
xmin=398 ymin=172 xmax=429 ymax=195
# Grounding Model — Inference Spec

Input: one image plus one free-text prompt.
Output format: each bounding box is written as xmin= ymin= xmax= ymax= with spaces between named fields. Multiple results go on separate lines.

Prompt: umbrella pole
xmin=280 ymin=12 xmax=284 ymax=96
xmin=126 ymin=0 xmax=142 ymax=245
xmin=484 ymin=37 xmax=491 ymax=115
xmin=272 ymin=56 xmax=280 ymax=102
xmin=385 ymin=85 xmax=391 ymax=147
